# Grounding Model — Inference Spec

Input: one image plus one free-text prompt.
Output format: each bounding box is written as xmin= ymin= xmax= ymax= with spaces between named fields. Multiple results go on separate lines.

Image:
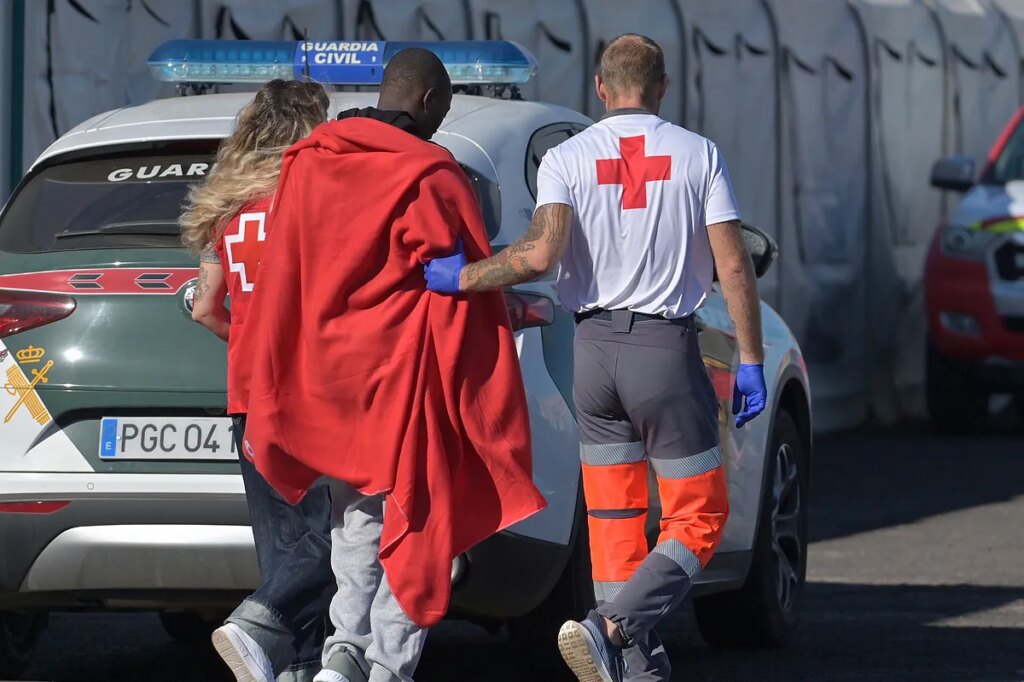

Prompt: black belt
xmin=574 ymin=308 xmax=694 ymax=328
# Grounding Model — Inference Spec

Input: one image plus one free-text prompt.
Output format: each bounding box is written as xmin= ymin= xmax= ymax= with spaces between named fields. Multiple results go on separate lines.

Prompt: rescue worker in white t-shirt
xmin=425 ymin=33 xmax=766 ymax=682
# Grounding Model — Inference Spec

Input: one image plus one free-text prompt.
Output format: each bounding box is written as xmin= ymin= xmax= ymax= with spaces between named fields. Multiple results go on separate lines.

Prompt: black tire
xmin=159 ymin=612 xmax=218 ymax=644
xmin=694 ymin=411 xmax=808 ymax=648
xmin=506 ymin=511 xmax=595 ymax=653
xmin=0 ymin=611 xmax=46 ymax=678
xmin=927 ymin=341 xmax=987 ymax=434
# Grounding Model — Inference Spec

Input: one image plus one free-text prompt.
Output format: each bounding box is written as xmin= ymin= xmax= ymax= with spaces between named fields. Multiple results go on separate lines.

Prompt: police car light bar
xmin=148 ymin=39 xmax=537 ymax=86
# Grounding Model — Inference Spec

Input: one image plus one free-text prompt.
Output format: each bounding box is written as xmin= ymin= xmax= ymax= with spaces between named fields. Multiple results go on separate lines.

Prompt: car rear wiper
xmin=54 ymin=221 xmax=180 ymax=239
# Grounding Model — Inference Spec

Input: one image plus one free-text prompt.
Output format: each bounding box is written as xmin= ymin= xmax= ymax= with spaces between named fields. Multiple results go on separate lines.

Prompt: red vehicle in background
xmin=926 ymin=107 xmax=1024 ymax=433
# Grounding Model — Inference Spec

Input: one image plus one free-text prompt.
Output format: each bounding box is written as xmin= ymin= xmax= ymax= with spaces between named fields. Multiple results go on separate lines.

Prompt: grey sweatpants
xmin=322 ymin=480 xmax=427 ymax=682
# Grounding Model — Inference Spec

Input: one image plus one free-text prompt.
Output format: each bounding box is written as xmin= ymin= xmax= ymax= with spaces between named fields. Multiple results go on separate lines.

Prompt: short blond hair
xmin=599 ymin=34 xmax=665 ymax=98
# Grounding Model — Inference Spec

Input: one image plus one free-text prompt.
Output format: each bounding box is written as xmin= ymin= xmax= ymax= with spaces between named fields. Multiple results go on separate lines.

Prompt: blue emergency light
xmin=148 ymin=39 xmax=537 ymax=86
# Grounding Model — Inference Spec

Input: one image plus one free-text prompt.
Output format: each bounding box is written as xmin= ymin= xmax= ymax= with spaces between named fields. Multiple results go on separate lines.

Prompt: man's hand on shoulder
xmin=425 ymin=203 xmax=573 ymax=294
xmin=424 ymin=240 xmax=467 ymax=293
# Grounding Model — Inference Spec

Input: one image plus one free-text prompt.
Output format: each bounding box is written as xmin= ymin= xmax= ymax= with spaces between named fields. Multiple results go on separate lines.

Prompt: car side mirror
xmin=742 ymin=222 xmax=778 ymax=279
xmin=713 ymin=222 xmax=778 ymax=282
xmin=930 ymin=156 xmax=975 ymax=192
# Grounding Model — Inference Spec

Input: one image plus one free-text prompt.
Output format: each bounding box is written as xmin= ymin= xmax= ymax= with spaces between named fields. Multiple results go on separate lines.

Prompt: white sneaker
xmin=312 ymin=671 xmax=351 ymax=682
xmin=211 ymin=622 xmax=275 ymax=682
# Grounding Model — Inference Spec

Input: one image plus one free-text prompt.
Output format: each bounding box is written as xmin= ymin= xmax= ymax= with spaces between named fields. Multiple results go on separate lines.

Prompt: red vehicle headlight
xmin=940 ymin=225 xmax=994 ymax=260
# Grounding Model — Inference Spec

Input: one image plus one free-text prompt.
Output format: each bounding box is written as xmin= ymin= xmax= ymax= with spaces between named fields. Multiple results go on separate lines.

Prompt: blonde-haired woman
xmin=183 ymin=79 xmax=332 ymax=682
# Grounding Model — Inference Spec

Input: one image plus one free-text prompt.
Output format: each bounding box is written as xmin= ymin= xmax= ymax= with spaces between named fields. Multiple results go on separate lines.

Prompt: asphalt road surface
xmin=16 ymin=421 xmax=1024 ymax=681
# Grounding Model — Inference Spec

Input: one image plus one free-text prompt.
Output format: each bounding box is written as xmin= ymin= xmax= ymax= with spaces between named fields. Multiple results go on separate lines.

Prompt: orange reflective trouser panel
xmin=573 ymin=314 xmax=730 ymax=680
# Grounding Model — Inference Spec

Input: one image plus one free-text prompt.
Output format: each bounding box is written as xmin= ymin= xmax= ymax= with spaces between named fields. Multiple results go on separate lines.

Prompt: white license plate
xmin=98 ymin=417 xmax=238 ymax=461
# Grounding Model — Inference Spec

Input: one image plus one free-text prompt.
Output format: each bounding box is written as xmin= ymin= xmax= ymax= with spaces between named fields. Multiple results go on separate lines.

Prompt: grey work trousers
xmin=574 ymin=313 xmax=730 ymax=681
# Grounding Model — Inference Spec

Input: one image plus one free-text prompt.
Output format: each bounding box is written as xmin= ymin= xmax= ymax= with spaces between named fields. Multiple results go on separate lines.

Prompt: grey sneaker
xmin=313 ymin=649 xmax=369 ymax=682
xmin=557 ymin=612 xmax=624 ymax=682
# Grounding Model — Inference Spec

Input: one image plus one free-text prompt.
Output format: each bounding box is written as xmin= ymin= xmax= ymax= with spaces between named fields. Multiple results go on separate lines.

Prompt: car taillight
xmin=0 ymin=289 xmax=76 ymax=338
xmin=0 ymin=501 xmax=69 ymax=514
xmin=504 ymin=292 xmax=555 ymax=331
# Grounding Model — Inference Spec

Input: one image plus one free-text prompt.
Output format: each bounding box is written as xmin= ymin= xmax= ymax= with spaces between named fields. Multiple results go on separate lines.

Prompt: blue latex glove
xmin=732 ymin=364 xmax=767 ymax=428
xmin=424 ymin=240 xmax=467 ymax=293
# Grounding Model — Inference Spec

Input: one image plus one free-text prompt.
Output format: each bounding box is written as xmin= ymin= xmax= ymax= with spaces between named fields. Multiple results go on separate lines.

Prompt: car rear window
xmin=0 ymin=148 xmax=215 ymax=253
xmin=0 ymin=143 xmax=500 ymax=252
xmin=460 ymin=163 xmax=501 ymax=240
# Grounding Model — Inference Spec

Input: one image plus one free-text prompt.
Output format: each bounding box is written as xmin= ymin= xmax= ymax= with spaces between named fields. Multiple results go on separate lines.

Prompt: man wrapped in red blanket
xmin=241 ymin=49 xmax=546 ymax=681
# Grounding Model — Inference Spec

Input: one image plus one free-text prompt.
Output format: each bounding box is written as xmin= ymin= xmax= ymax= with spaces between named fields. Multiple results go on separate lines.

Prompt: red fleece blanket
xmin=241 ymin=118 xmax=546 ymax=627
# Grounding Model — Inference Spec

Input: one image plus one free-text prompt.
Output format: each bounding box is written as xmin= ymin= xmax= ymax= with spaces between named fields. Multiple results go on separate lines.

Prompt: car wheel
xmin=927 ymin=341 xmax=987 ymax=434
xmin=694 ymin=410 xmax=807 ymax=648
xmin=0 ymin=611 xmax=46 ymax=678
xmin=159 ymin=612 xmax=219 ymax=644
xmin=506 ymin=509 xmax=595 ymax=652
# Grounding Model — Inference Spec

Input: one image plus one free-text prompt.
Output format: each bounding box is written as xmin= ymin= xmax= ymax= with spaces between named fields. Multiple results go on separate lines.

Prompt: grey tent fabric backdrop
xmin=6 ymin=0 xmax=1024 ymax=431
xmin=581 ymin=0 xmax=686 ymax=124
xmin=21 ymin=0 xmax=191 ymax=177
xmin=466 ymin=0 xmax=589 ymax=115
xmin=767 ymin=0 xmax=872 ymax=431
xmin=852 ymin=0 xmax=947 ymax=422
xmin=680 ymin=0 xmax=781 ymax=309
xmin=995 ymin=0 xmax=1024 ymax=96
xmin=341 ymin=0 xmax=469 ymax=42
xmin=930 ymin=0 xmax=1020 ymax=169
xmin=201 ymin=0 xmax=341 ymax=40
xmin=929 ymin=0 xmax=1021 ymax=217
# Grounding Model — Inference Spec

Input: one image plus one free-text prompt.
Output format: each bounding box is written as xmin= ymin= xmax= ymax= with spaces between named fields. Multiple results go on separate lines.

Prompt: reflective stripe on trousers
xmin=581 ymin=443 xmax=729 ymax=604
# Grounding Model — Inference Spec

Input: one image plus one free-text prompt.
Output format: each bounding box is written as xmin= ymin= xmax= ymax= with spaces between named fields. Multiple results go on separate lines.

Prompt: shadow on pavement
xmin=22 ymin=613 xmax=570 ymax=682
xmin=19 ymin=582 xmax=1024 ymax=681
xmin=811 ymin=420 xmax=1024 ymax=543
xmin=673 ymin=581 xmax=1024 ymax=682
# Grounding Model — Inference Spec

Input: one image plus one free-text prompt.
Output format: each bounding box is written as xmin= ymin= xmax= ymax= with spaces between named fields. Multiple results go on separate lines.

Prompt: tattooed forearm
xmin=708 ymin=220 xmax=764 ymax=365
xmin=460 ymin=203 xmax=573 ymax=292
xmin=193 ymin=266 xmax=210 ymax=303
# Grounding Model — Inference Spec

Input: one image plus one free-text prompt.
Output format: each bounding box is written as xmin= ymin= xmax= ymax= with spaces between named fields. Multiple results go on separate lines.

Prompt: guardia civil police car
xmin=0 ymin=39 xmax=812 ymax=675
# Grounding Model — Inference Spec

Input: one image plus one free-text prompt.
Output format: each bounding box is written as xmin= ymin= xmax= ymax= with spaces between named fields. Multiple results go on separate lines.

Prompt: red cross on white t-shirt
xmin=596 ymin=135 xmax=672 ymax=210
